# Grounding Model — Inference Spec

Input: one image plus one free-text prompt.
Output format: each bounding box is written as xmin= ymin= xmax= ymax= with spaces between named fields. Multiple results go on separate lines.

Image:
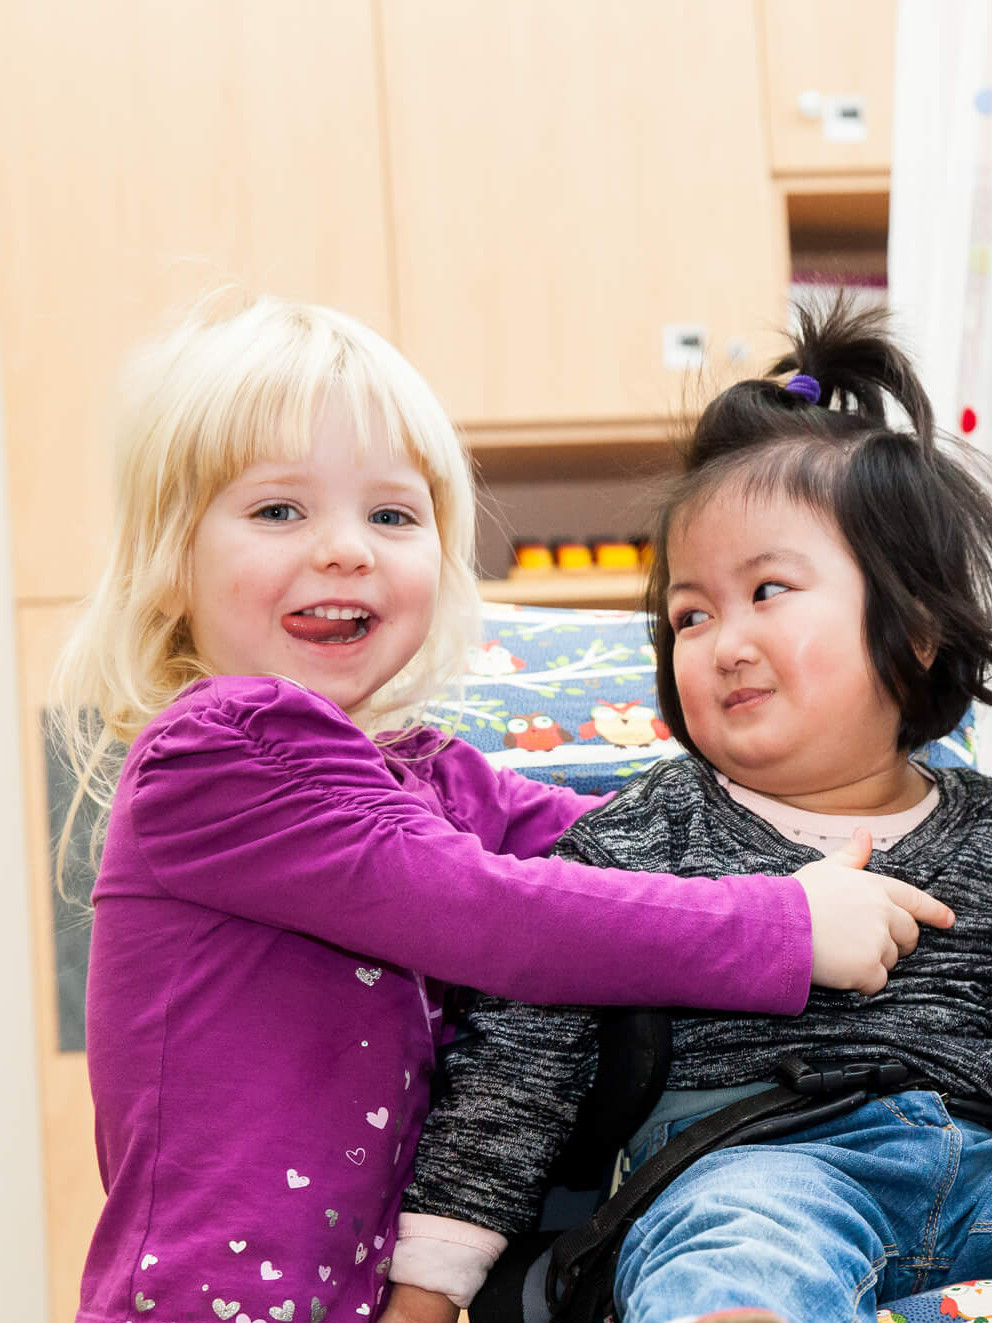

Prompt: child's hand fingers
xmin=856 ymin=935 xmax=901 ymax=997
xmin=883 ymin=900 xmax=921 ymax=959
xmin=819 ymin=830 xmax=954 ymax=931
xmin=824 ymin=824 xmax=873 ymax=870
xmin=796 ymin=832 xmax=952 ymax=994
xmin=379 ymin=1285 xmax=460 ymax=1323
xmin=880 ymin=875 xmax=955 ymax=930
xmin=880 ymin=934 xmax=901 ymax=971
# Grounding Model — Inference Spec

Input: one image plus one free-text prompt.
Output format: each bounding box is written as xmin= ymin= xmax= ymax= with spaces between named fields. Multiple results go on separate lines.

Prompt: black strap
xmin=946 ymin=1094 xmax=992 ymax=1128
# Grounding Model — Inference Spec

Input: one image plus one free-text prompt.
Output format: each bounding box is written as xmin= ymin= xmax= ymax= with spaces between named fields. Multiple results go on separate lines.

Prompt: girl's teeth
xmin=300 ymin=606 xmax=370 ymax=620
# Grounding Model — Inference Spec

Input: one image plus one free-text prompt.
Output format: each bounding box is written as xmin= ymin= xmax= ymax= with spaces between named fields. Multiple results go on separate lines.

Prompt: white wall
xmin=0 ymin=356 xmax=48 ymax=1311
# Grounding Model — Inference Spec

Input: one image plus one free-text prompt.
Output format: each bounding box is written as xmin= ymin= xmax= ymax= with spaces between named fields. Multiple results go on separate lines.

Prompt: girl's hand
xmin=795 ymin=826 xmax=955 ymax=996
xmin=379 ymin=1283 xmax=460 ymax=1323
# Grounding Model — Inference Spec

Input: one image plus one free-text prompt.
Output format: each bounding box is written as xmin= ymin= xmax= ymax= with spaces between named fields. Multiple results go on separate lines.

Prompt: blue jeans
xmin=615 ymin=1092 xmax=992 ymax=1323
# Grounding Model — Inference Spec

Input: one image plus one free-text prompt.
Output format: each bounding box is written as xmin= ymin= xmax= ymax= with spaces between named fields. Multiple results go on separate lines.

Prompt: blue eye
xmin=754 ymin=582 xmax=789 ymax=602
xmin=370 ymin=508 xmax=411 ymax=526
xmin=253 ymin=503 xmax=301 ymax=522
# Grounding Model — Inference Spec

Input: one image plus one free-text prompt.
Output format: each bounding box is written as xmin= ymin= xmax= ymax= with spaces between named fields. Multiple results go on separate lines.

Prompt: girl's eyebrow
xmin=240 ymin=473 xmax=303 ymax=489
xmin=737 ymin=548 xmax=814 ymax=574
xmin=667 ymin=549 xmax=813 ymax=599
xmin=667 ymin=578 xmax=701 ymax=600
xmin=237 ymin=469 xmax=430 ymax=499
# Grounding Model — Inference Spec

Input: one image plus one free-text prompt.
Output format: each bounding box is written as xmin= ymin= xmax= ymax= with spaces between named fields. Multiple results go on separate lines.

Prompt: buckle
xmin=778 ymin=1057 xmax=910 ymax=1096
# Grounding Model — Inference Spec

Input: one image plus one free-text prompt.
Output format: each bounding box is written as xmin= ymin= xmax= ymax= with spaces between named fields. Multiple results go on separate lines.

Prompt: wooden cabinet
xmin=0 ymin=0 xmax=394 ymax=604
xmin=761 ymin=0 xmax=895 ymax=338
xmin=456 ymin=0 xmax=899 ymax=606
xmin=380 ymin=0 xmax=789 ymax=425
xmin=760 ymin=0 xmax=897 ymax=177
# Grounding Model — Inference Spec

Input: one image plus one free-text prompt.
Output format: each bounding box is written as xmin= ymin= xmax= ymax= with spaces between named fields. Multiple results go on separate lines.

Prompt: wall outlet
xmin=663 ymin=323 xmax=707 ymax=370
xmin=821 ymin=95 xmax=867 ymax=143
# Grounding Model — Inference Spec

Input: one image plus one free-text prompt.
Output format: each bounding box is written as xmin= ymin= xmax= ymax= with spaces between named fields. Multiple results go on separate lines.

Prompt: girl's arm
xmin=403 ymin=995 xmax=598 ymax=1229
xmin=123 ymin=677 xmax=953 ymax=1006
xmin=388 ymin=993 xmax=598 ymax=1307
xmin=121 ymin=676 xmax=809 ymax=1010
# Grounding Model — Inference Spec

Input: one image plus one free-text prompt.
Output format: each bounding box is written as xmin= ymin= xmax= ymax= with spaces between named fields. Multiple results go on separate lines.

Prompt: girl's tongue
xmin=283 ymin=613 xmax=369 ymax=643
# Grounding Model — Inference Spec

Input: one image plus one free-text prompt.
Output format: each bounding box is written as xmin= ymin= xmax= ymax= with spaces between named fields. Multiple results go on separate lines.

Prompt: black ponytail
xmin=685 ymin=295 xmax=935 ymax=470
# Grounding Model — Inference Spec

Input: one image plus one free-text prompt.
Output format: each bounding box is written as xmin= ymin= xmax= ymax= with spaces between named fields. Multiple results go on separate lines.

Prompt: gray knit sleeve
xmin=402 ymin=992 xmax=600 ymax=1236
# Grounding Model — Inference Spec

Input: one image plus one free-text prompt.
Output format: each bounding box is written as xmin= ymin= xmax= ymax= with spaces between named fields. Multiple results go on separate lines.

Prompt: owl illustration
xmin=940 ymin=1281 xmax=992 ymax=1318
xmin=503 ymin=713 xmax=574 ymax=751
xmin=578 ymin=700 xmax=670 ymax=748
xmin=465 ymin=640 xmax=526 ymax=676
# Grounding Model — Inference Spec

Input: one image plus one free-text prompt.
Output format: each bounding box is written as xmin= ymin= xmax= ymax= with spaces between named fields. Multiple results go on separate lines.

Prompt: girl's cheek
xmin=672 ymin=656 xmax=699 ymax=708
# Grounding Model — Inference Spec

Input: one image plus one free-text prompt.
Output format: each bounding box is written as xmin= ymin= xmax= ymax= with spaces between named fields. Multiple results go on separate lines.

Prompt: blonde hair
xmin=52 ymin=290 xmax=480 ymax=887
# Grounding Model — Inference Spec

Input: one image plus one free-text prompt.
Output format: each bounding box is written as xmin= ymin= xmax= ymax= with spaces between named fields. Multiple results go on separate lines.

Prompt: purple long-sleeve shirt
xmin=76 ymin=675 xmax=810 ymax=1322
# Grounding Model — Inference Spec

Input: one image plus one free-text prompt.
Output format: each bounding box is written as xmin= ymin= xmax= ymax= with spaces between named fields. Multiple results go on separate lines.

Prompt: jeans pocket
xmin=624 ymin=1119 xmax=672 ymax=1175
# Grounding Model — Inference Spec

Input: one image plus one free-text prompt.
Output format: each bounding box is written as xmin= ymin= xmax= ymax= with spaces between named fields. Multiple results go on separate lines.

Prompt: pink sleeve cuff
xmin=388 ymin=1213 xmax=508 ymax=1308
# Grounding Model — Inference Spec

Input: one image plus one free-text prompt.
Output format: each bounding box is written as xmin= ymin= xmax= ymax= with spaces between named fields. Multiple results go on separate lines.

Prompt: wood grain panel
xmin=381 ymin=0 xmax=787 ymax=423
xmin=0 ymin=0 xmax=393 ymax=602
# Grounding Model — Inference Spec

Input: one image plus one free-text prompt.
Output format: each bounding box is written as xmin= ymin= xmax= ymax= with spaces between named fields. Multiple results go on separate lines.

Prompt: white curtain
xmin=888 ymin=0 xmax=992 ymax=447
xmin=888 ymin=1 xmax=992 ymax=769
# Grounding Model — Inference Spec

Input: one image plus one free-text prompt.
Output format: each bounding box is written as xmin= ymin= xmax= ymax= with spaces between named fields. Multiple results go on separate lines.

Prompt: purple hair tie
xmin=785 ymin=373 xmax=821 ymax=404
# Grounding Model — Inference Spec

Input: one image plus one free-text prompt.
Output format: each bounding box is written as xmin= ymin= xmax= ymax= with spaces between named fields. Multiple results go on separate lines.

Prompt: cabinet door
xmin=381 ymin=0 xmax=787 ymax=423
xmin=760 ymin=0 xmax=897 ymax=174
xmin=0 ymin=0 xmax=393 ymax=603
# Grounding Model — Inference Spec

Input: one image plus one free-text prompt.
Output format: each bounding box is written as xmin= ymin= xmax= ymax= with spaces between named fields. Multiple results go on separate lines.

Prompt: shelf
xmin=462 ymin=417 xmax=684 ymax=482
xmin=461 ymin=417 xmax=685 ymax=448
xmin=788 ymin=187 xmax=888 ymax=255
xmin=779 ymin=176 xmax=889 ymax=298
xmin=773 ymin=171 xmax=890 ymax=194
xmin=478 ymin=572 xmax=646 ymax=610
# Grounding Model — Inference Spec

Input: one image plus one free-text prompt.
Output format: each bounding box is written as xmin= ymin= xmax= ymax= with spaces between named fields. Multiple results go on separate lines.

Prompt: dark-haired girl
xmin=384 ymin=298 xmax=992 ymax=1323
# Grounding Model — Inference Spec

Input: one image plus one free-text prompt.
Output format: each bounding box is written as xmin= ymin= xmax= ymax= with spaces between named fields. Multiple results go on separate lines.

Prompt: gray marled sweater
xmin=403 ymin=758 xmax=992 ymax=1236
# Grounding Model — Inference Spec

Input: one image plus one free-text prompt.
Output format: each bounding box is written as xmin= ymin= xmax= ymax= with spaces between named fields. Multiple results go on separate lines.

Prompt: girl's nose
xmin=312 ymin=520 xmax=375 ymax=574
xmin=712 ymin=619 xmax=759 ymax=672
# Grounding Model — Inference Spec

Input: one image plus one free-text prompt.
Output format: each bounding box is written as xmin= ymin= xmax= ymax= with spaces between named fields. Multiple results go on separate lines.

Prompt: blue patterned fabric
xmin=880 ymin=1282 xmax=992 ymax=1321
xmin=425 ymin=603 xmax=977 ymax=795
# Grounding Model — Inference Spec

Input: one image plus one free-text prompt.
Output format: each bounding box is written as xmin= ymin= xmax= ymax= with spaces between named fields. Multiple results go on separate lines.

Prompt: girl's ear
xmin=912 ymin=608 xmax=939 ymax=670
xmin=914 ymin=636 xmax=938 ymax=670
xmin=159 ymin=553 xmax=193 ymax=622
xmin=157 ymin=584 xmax=186 ymax=621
